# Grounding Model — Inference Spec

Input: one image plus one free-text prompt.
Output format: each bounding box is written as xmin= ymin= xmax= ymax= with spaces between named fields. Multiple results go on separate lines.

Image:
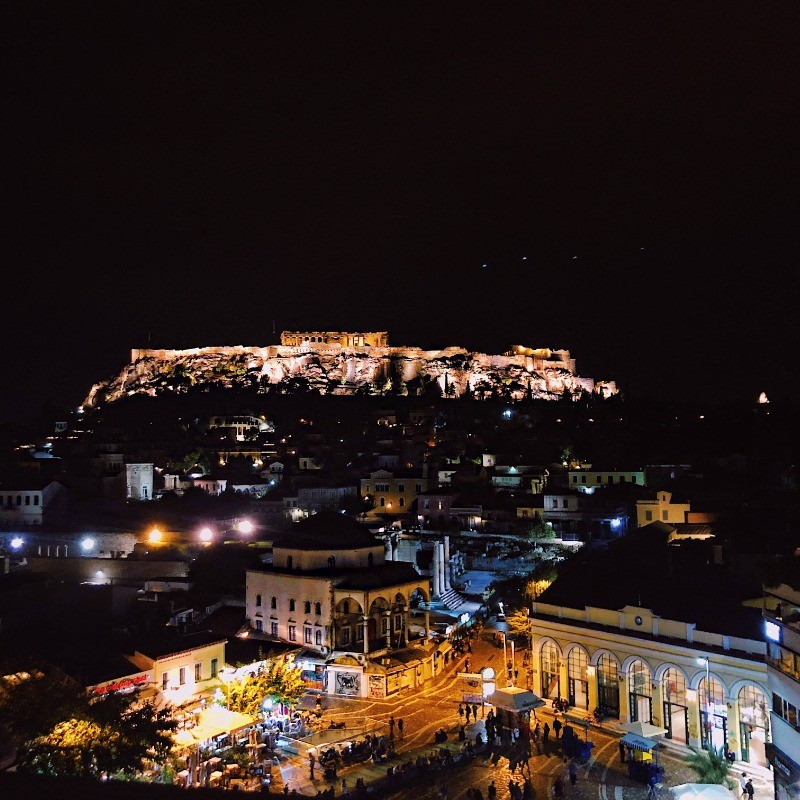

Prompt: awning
xmin=196 ymin=706 xmax=255 ymax=735
xmin=621 ymin=732 xmax=659 ymax=752
xmin=485 ymin=687 xmax=545 ymax=712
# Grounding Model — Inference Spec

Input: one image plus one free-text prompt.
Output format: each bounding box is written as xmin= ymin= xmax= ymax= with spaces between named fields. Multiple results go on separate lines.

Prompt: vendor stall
xmin=485 ymin=687 xmax=544 ymax=745
xmin=620 ymin=732 xmax=664 ymax=785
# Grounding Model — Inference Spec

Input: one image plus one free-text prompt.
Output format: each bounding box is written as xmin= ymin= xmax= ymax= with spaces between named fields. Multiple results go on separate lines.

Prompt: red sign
xmin=93 ymin=673 xmax=150 ymax=695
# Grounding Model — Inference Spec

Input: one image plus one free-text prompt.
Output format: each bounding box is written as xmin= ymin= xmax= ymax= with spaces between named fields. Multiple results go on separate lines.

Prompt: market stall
xmin=620 ymin=732 xmax=664 ymax=784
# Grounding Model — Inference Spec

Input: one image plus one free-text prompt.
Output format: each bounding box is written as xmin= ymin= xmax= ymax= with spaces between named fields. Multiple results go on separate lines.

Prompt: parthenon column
xmin=438 ymin=542 xmax=446 ymax=595
xmin=443 ymin=536 xmax=451 ymax=590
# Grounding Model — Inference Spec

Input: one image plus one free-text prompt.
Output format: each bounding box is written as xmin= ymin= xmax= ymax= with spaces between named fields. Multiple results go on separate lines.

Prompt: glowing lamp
xmin=10 ymin=536 xmax=24 ymax=550
xmin=148 ymin=528 xmax=163 ymax=544
xmin=81 ymin=537 xmax=95 ymax=551
xmin=765 ymin=620 xmax=781 ymax=643
xmin=199 ymin=527 xmax=213 ymax=543
xmin=237 ymin=519 xmax=254 ymax=535
xmin=610 ymin=518 xmax=622 ymax=529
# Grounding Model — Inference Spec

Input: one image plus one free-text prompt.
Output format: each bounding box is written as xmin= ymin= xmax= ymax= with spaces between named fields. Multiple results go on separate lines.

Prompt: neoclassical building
xmin=529 ymin=523 xmax=771 ymax=767
xmin=246 ymin=511 xmax=434 ymax=698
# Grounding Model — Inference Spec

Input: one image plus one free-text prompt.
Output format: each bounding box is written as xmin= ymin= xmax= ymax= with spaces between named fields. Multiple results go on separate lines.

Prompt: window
xmin=398 ymin=483 xmax=405 ymax=493
xmin=211 ymin=659 xmax=218 ymax=678
xmin=356 ymin=623 xmax=364 ymax=641
xmin=315 ymin=602 xmax=322 ymax=615
xmin=424 ymin=499 xmax=430 ymax=510
xmin=256 ymin=594 xmax=262 ymax=607
xmin=380 ymin=497 xmax=385 ymax=507
xmin=342 ymin=601 xmax=350 ymax=614
xmin=572 ymin=475 xmax=578 ymax=484
xmin=289 ymin=599 xmax=295 ymax=612
xmin=270 ymin=621 xmax=278 ymax=636
xmin=630 ymin=476 xmax=637 ymax=485
xmin=34 ymin=495 xmax=40 ymax=505
xmin=255 ymin=619 xmax=263 ymax=632
xmin=415 ymin=483 xmax=422 ymax=493
xmin=619 ymin=475 xmax=626 ymax=483
xmin=595 ymin=475 xmax=601 ymax=483
xmin=773 ymin=692 xmax=799 ymax=728
xmin=381 ymin=617 xmax=388 ymax=634
xmin=328 ymin=556 xmax=336 ymax=568
xmin=662 ymin=510 xmax=668 ymax=520
xmin=581 ymin=475 xmax=586 ymax=484
xmin=179 ymin=667 xmax=186 ymax=686
xmin=437 ymin=501 xmax=443 ymax=510
xmin=304 ymin=601 xmax=311 ymax=614
xmin=25 ymin=495 xmax=30 ymax=505
xmin=342 ymin=628 xmax=351 ymax=645
xmin=394 ymin=615 xmax=402 ymax=631
xmin=288 ymin=624 xmax=296 ymax=641
xmin=608 ymin=476 xmax=614 ymax=484
xmin=645 ymin=510 xmax=653 ymax=521
xmin=364 ymin=483 xmax=370 ymax=492
xmin=271 ymin=596 xmax=277 ymax=609
xmin=399 ymin=497 xmax=405 ymax=507
xmin=315 ymin=629 xmax=323 ymax=646
xmin=195 ymin=663 xmax=201 ymax=681
xmin=304 ymin=626 xmax=312 ymax=644
xmin=162 ymin=672 xmax=169 ymax=690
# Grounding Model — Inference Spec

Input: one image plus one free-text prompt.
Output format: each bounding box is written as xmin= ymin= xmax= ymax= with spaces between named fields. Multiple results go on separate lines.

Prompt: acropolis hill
xmin=82 ymin=331 xmax=618 ymax=407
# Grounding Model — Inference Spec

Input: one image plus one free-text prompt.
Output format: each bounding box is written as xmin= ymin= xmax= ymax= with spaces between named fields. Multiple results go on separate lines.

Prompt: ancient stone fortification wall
xmin=87 ymin=341 xmax=617 ymax=407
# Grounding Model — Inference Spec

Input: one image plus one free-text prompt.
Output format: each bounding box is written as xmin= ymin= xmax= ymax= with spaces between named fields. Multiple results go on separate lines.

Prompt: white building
xmin=126 ymin=463 xmax=154 ymax=501
xmin=764 ymin=580 xmax=800 ymax=800
xmin=246 ymin=510 xmax=436 ymax=698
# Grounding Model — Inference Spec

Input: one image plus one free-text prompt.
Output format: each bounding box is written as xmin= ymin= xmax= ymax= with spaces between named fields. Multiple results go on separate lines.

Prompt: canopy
xmin=670 ymin=785 xmax=736 ymax=800
xmin=620 ymin=720 xmax=669 ymax=738
xmin=197 ymin=705 xmax=255 ymax=734
xmin=621 ymin=732 xmax=659 ymax=752
xmin=485 ymin=687 xmax=545 ymax=712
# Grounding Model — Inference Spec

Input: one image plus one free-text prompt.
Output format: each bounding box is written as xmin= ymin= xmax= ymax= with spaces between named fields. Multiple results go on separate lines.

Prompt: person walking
xmin=458 ymin=704 xmax=465 ymax=722
xmin=745 ymin=780 xmax=754 ymax=800
xmin=488 ymin=780 xmax=497 ymax=800
xmin=543 ymin=722 xmax=550 ymax=745
xmin=397 ymin=718 xmax=404 ymax=739
xmin=389 ymin=716 xmax=395 ymax=736
xmin=647 ymin=775 xmax=657 ymax=800
xmin=341 ymin=778 xmax=347 ymax=796
xmin=309 ymin=752 xmax=316 ymax=780
xmin=472 ymin=703 xmax=479 ymax=720
xmin=568 ymin=759 xmax=578 ymax=787
xmin=553 ymin=718 xmax=562 ymax=739
xmin=619 ymin=740 xmax=627 ymax=763
xmin=740 ymin=773 xmax=749 ymax=800
xmin=465 ymin=704 xmax=472 ymax=723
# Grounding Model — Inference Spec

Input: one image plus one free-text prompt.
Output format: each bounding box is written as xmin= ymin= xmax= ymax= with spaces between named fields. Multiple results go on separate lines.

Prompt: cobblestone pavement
xmin=275 ymin=627 xmax=774 ymax=800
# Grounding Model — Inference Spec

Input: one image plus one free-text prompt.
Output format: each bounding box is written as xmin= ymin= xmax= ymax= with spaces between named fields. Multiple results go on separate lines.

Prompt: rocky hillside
xmin=82 ymin=343 xmax=618 ymax=408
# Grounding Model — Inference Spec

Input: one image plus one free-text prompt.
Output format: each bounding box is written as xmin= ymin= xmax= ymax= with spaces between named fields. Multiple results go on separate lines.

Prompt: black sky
xmin=3 ymin=2 xmax=800 ymax=424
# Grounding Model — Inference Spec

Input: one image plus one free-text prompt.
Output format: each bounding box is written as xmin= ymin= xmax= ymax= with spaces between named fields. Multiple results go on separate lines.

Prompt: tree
xmin=506 ymin=609 xmax=532 ymax=646
xmin=222 ymin=657 xmax=306 ymax=718
xmin=0 ymin=667 xmax=176 ymax=779
xmin=685 ymin=746 xmax=735 ymax=789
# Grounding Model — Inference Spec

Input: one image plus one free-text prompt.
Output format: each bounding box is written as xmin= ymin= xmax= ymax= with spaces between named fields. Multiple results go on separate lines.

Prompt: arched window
xmin=342 ymin=601 xmax=350 ymax=614
xmin=662 ymin=668 xmax=686 ymax=705
xmin=289 ymin=599 xmax=296 ymax=612
xmin=567 ymin=648 xmax=589 ymax=710
xmin=328 ymin=556 xmax=336 ymax=568
xmin=304 ymin=601 xmax=311 ymax=614
xmin=628 ymin=660 xmax=652 ymax=723
xmin=255 ymin=594 xmax=262 ymax=607
xmin=540 ymin=642 xmax=561 ymax=699
xmin=270 ymin=596 xmax=277 ymax=609
xmin=596 ymin=653 xmax=620 ymax=717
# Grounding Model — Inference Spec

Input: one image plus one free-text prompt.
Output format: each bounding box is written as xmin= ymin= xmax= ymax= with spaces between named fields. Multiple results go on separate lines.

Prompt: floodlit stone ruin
xmin=82 ymin=332 xmax=618 ymax=407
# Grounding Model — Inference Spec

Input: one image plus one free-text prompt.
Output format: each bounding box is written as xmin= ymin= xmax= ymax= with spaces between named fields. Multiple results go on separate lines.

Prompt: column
xmin=362 ymin=616 xmax=370 ymax=655
xmin=651 ymin=681 xmax=663 ymax=728
xmin=587 ymin=666 xmax=599 ymax=711
xmin=687 ymin=688 xmax=701 ymax=748
xmin=618 ymin=672 xmax=631 ymax=723
xmin=401 ymin=605 xmax=409 ymax=646
xmin=558 ymin=660 xmax=569 ymax=702
xmin=424 ymin=608 xmax=430 ymax=641
xmin=443 ymin=536 xmax=451 ymax=590
xmin=405 ymin=606 xmax=411 ymax=645
xmin=432 ymin=546 xmax=441 ymax=598
xmin=438 ymin=542 xmax=446 ymax=595
xmin=726 ymin=695 xmax=740 ymax=761
xmin=384 ymin=611 xmax=392 ymax=648
xmin=384 ymin=537 xmax=392 ymax=561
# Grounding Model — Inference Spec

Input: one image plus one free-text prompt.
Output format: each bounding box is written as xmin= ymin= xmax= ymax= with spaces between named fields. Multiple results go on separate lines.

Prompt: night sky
xmin=3 ymin=2 xmax=800 ymax=424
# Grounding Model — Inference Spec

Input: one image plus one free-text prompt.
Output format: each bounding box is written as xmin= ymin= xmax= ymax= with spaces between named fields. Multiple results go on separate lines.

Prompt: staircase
xmin=431 ymin=587 xmax=482 ymax=612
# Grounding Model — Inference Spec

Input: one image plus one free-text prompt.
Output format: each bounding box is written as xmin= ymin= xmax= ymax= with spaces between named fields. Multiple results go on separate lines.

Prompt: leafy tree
xmin=222 ymin=658 xmax=306 ymax=718
xmin=685 ymin=746 xmax=735 ymax=789
xmin=0 ymin=667 xmax=176 ymax=779
xmin=506 ymin=609 xmax=532 ymax=644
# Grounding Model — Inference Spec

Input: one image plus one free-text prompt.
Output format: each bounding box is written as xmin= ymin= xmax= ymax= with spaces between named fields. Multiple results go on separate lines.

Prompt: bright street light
xmin=10 ymin=536 xmax=24 ymax=550
xmin=198 ymin=527 xmax=214 ymax=543
xmin=148 ymin=528 xmax=163 ymax=544
xmin=236 ymin=519 xmax=254 ymax=535
xmin=81 ymin=537 xmax=95 ymax=551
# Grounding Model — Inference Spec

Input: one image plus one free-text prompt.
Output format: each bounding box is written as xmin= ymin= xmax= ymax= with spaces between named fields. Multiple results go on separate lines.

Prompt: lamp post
xmin=697 ymin=657 xmax=711 ymax=745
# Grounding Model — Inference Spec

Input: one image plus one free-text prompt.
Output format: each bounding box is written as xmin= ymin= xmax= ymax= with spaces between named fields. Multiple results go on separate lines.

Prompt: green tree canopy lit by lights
xmin=0 ymin=666 xmax=176 ymax=779
xmin=222 ymin=658 xmax=306 ymax=718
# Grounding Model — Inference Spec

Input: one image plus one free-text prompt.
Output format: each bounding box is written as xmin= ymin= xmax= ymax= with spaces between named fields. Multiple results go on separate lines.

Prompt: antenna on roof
xmin=272 ymin=319 xmax=276 ymax=336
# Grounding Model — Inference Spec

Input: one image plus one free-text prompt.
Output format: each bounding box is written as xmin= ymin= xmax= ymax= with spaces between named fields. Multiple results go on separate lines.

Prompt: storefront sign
xmin=369 ymin=674 xmax=386 ymax=699
xmin=334 ymin=671 xmax=361 ymax=696
xmin=92 ymin=673 xmax=151 ymax=695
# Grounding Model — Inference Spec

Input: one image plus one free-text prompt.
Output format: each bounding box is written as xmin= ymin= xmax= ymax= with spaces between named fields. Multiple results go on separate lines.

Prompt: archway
xmin=662 ymin=667 xmax=688 ymax=743
xmin=567 ymin=646 xmax=589 ymax=710
xmin=627 ymin=659 xmax=653 ymax=723
xmin=595 ymin=652 xmax=620 ymax=717
xmin=738 ymin=684 xmax=769 ymax=766
xmin=698 ymin=675 xmax=727 ymax=751
xmin=539 ymin=640 xmax=561 ymax=700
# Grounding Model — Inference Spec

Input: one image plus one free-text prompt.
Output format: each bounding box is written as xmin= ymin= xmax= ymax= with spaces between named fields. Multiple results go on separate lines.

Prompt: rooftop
xmin=272 ymin=509 xmax=382 ymax=551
